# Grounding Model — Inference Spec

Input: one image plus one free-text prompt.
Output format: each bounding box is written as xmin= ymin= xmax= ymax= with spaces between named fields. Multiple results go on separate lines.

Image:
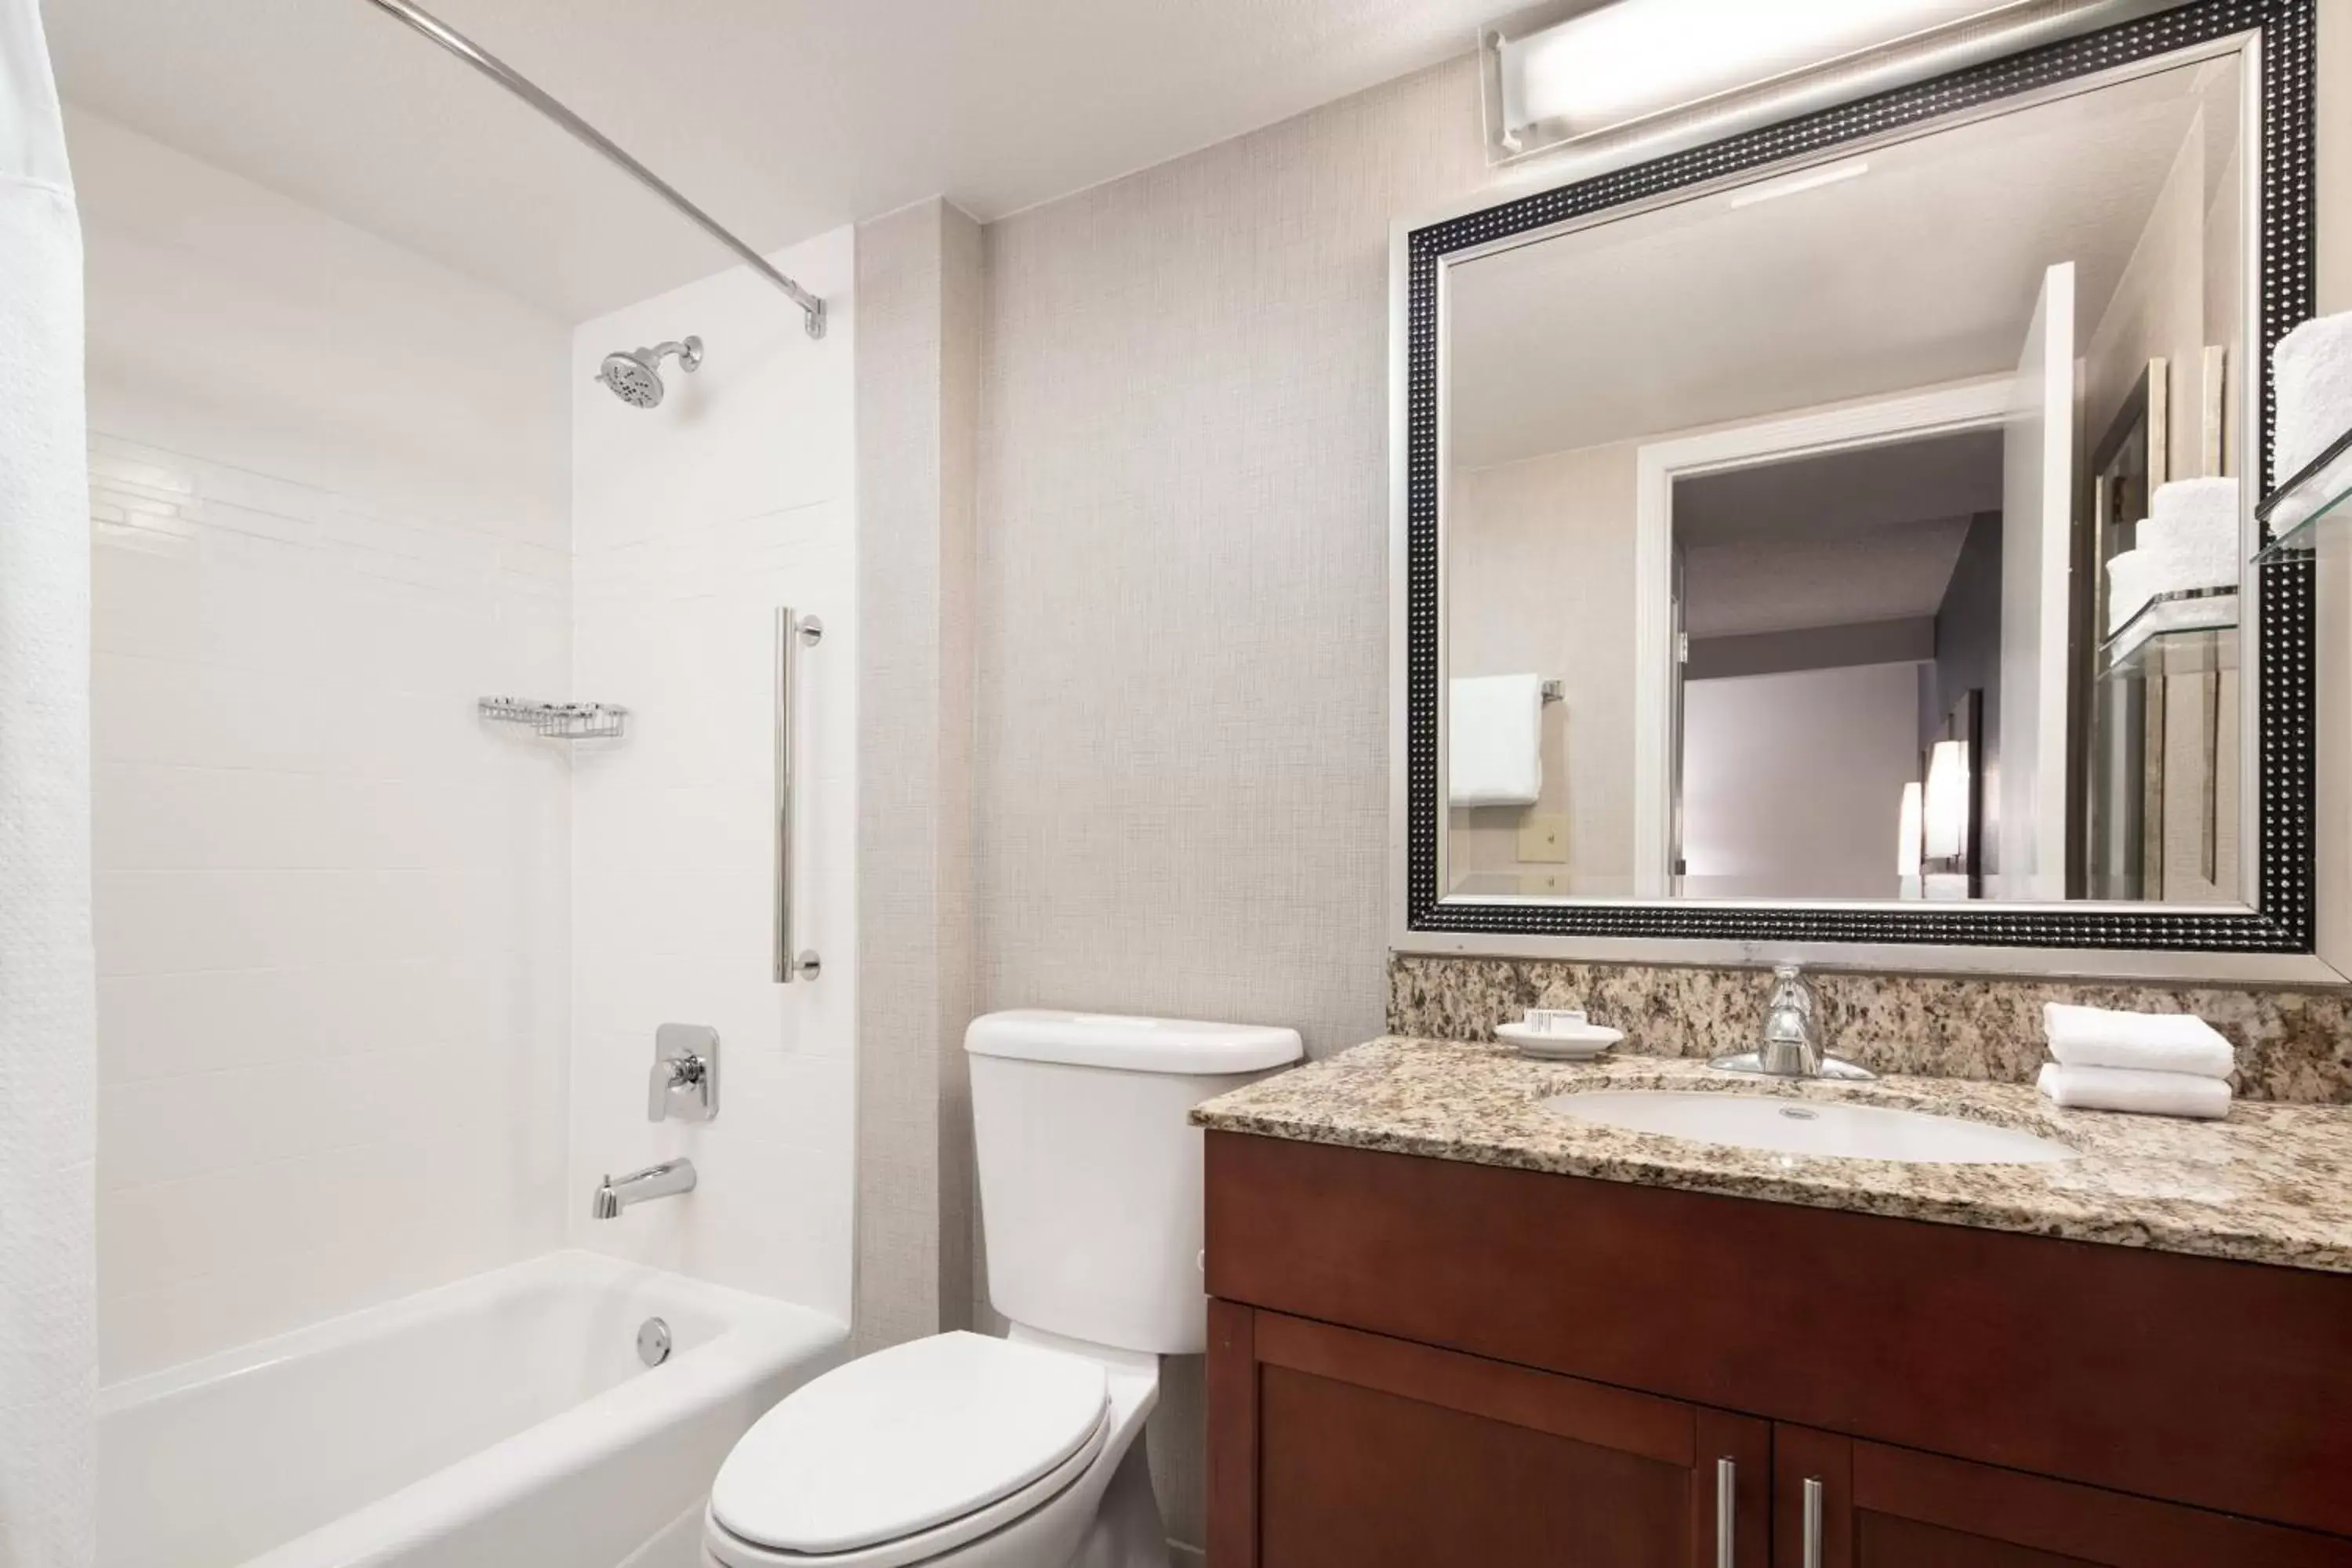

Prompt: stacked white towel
xmin=2036 ymin=1003 xmax=2234 ymax=1119
xmin=2104 ymin=478 xmax=2241 ymax=633
xmin=2104 ymin=548 xmax=2158 ymax=633
xmin=2272 ymin=310 xmax=2352 ymax=537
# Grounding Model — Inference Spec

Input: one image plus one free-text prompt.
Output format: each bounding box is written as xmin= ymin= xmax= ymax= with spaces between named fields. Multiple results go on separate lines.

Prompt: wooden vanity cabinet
xmin=1203 ymin=1132 xmax=2352 ymax=1568
xmin=1770 ymin=1426 xmax=2352 ymax=1568
xmin=1213 ymin=1303 xmax=1769 ymax=1567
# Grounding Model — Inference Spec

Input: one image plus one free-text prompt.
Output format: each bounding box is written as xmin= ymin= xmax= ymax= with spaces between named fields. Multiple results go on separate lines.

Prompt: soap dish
xmin=1497 ymin=1020 xmax=1622 ymax=1061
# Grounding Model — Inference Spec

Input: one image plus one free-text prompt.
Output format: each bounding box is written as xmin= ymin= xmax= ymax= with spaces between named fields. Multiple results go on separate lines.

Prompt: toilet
xmin=702 ymin=1010 xmax=1303 ymax=1568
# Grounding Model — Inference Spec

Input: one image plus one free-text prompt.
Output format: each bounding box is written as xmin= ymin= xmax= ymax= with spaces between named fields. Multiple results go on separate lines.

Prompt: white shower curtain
xmin=0 ymin=2 xmax=94 ymax=1565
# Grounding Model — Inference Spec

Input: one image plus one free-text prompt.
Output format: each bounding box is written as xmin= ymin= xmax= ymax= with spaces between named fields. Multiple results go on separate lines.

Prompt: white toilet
xmin=703 ymin=1010 xmax=1302 ymax=1568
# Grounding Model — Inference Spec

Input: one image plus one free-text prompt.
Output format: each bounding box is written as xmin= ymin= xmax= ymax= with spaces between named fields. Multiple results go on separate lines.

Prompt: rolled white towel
xmin=2042 ymin=1001 xmax=2236 ymax=1077
xmin=2038 ymin=1062 xmax=2232 ymax=1120
xmin=2272 ymin=311 xmax=2352 ymax=536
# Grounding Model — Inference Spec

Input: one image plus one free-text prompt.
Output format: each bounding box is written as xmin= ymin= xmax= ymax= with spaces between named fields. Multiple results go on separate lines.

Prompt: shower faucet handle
xmin=649 ymin=1023 xmax=720 ymax=1123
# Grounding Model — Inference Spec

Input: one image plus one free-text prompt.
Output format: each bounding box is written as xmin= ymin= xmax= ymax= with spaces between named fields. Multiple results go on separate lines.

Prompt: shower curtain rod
xmin=358 ymin=0 xmax=827 ymax=339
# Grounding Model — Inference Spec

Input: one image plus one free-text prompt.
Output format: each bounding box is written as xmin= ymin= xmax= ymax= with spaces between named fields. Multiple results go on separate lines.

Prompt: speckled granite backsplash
xmin=1388 ymin=955 xmax=2352 ymax=1104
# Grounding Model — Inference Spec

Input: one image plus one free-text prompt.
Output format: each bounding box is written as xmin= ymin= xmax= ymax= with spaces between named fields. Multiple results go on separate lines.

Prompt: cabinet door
xmin=1208 ymin=1301 xmax=1769 ymax=1568
xmin=1772 ymin=1426 xmax=2352 ymax=1568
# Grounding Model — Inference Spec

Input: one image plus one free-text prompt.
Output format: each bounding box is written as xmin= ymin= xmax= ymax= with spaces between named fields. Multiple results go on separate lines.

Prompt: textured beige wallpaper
xmin=971 ymin=51 xmax=1501 ymax=1559
xmin=854 ymin=198 xmax=983 ymax=1355
xmin=1447 ymin=443 xmax=1642 ymax=895
xmin=975 ymin=56 xmax=1494 ymax=1058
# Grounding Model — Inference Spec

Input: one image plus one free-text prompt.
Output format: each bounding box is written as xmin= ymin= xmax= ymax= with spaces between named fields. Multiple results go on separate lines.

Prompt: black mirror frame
xmin=1403 ymin=0 xmax=2315 ymax=953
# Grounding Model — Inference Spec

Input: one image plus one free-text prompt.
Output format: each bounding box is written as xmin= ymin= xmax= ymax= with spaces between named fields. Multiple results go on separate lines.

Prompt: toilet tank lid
xmin=966 ymin=1010 xmax=1303 ymax=1074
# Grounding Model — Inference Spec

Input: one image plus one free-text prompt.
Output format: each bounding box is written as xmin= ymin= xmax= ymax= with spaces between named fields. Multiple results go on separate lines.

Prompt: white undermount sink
xmin=1541 ymin=1089 xmax=2074 ymax=1164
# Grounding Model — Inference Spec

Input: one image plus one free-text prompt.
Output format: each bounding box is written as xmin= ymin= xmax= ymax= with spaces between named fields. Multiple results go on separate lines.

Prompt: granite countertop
xmin=1191 ymin=1037 xmax=2352 ymax=1275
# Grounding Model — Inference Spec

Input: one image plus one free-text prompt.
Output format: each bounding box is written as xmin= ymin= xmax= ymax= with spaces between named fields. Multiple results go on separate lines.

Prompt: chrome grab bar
xmin=1802 ymin=1475 xmax=1825 ymax=1568
xmin=775 ymin=608 xmax=822 ymax=983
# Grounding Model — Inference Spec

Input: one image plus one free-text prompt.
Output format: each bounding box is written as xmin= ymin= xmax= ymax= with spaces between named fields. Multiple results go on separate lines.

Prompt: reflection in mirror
xmin=1443 ymin=49 xmax=2249 ymax=907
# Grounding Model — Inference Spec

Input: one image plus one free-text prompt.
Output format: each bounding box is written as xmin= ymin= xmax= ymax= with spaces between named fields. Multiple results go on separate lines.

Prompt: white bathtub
xmin=99 ymin=1251 xmax=846 ymax=1568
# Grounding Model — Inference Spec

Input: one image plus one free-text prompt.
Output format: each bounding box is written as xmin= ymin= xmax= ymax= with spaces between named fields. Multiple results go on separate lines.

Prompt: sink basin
xmin=1541 ymin=1089 xmax=2073 ymax=1164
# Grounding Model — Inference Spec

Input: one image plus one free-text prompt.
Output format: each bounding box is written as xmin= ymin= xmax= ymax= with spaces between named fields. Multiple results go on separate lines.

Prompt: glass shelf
xmin=2253 ymin=423 xmax=2352 ymax=561
xmin=2096 ymin=590 xmax=2238 ymax=682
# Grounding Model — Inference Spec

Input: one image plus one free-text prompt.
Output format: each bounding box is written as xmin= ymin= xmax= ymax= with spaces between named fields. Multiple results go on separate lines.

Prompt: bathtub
xmin=99 ymin=1251 xmax=846 ymax=1568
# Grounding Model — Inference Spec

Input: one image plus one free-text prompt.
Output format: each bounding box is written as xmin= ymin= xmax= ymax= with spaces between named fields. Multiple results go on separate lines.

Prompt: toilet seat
xmin=708 ymin=1332 xmax=1111 ymax=1566
xmin=704 ymin=1410 xmax=1105 ymax=1568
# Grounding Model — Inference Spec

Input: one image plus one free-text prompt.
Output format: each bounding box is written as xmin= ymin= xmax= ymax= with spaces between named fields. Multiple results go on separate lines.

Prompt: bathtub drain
xmin=637 ymin=1316 xmax=673 ymax=1367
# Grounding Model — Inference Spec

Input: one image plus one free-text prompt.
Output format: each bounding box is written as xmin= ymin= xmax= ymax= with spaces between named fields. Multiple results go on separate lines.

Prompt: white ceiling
xmin=1446 ymin=56 xmax=2230 ymax=469
xmin=49 ymin=0 xmax=1500 ymax=323
xmin=1674 ymin=429 xmax=2005 ymax=550
xmin=1677 ymin=430 xmax=2003 ymax=639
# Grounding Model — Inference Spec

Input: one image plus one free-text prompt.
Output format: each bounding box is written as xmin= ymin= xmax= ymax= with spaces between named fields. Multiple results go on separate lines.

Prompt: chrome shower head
xmin=597 ymin=336 xmax=702 ymax=408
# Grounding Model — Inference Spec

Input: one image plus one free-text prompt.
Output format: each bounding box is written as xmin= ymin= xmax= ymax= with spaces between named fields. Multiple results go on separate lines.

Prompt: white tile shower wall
xmin=568 ymin=228 xmax=858 ymax=1324
xmin=74 ymin=113 xmax=575 ymax=1382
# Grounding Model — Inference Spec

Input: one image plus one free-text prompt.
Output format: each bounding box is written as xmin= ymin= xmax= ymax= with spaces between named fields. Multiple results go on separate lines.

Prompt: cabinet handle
xmin=1714 ymin=1456 xmax=1736 ymax=1567
xmin=1802 ymin=1475 xmax=1824 ymax=1568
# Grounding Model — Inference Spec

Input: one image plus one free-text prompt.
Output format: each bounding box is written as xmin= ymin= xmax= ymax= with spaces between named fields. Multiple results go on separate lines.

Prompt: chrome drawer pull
xmin=1715 ymin=1456 xmax=1736 ymax=1567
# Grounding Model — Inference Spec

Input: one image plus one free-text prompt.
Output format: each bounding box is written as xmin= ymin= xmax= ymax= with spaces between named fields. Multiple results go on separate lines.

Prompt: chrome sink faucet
xmin=591 ymin=1158 xmax=696 ymax=1219
xmin=1709 ymin=964 xmax=1875 ymax=1080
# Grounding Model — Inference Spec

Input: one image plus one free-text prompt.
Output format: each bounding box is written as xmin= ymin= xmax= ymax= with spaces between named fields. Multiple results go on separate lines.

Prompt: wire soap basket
xmin=478 ymin=696 xmax=630 ymax=740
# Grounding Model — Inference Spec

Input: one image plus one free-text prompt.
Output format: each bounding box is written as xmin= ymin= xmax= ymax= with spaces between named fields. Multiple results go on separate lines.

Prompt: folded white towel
xmin=2141 ymin=477 xmax=2241 ymax=583
xmin=2038 ymin=1062 xmax=2232 ymax=1120
xmin=2272 ymin=311 xmax=2352 ymax=536
xmin=1448 ymin=673 xmax=1543 ymax=808
xmin=2105 ymin=546 xmax=2158 ymax=633
xmin=2042 ymin=1002 xmax=2236 ymax=1077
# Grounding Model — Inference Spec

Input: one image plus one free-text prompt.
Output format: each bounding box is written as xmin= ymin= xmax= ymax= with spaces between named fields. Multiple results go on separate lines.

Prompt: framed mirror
xmin=1392 ymin=0 xmax=2331 ymax=977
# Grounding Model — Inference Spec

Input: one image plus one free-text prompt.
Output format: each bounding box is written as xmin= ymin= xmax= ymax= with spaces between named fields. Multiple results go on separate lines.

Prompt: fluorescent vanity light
xmin=1727 ymin=158 xmax=1871 ymax=209
xmin=1896 ymin=782 xmax=1924 ymax=877
xmin=1922 ymin=740 xmax=1970 ymax=861
xmin=1501 ymin=0 xmax=1997 ymax=133
xmin=1478 ymin=0 xmax=2107 ymax=165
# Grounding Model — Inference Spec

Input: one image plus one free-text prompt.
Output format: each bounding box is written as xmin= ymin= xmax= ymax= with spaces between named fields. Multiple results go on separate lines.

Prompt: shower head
xmin=597 ymin=336 xmax=702 ymax=408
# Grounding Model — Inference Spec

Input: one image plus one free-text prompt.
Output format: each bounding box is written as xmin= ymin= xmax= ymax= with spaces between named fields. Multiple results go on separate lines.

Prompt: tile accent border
xmin=1388 ymin=955 xmax=2352 ymax=1104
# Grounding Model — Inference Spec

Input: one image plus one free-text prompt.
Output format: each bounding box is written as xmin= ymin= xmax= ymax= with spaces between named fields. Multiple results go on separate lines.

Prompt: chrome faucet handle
xmin=647 ymin=1058 xmax=690 ymax=1121
xmin=1768 ymin=963 xmax=1817 ymax=1017
xmin=1758 ymin=964 xmax=1822 ymax=1075
xmin=649 ymin=1023 xmax=720 ymax=1123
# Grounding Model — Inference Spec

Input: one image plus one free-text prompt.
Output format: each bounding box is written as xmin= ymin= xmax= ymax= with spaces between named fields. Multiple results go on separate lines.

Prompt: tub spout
xmin=591 ymin=1158 xmax=696 ymax=1220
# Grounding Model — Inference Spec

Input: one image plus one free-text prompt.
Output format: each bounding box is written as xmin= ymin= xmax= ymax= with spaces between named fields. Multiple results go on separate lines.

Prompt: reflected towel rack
xmin=478 ymin=697 xmax=629 ymax=740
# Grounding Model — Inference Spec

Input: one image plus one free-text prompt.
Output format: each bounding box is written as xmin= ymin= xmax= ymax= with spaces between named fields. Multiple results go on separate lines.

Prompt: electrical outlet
xmin=1517 ymin=814 xmax=1568 ymax=863
xmin=1519 ymin=868 xmax=1570 ymax=895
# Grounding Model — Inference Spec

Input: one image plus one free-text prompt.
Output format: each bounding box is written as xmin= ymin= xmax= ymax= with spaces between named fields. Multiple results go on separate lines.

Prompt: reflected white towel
xmin=1448 ymin=673 xmax=1543 ymax=808
xmin=2272 ymin=311 xmax=2352 ymax=536
xmin=2139 ymin=477 xmax=2241 ymax=590
xmin=2038 ymin=1063 xmax=2231 ymax=1120
xmin=2042 ymin=1002 xmax=2235 ymax=1078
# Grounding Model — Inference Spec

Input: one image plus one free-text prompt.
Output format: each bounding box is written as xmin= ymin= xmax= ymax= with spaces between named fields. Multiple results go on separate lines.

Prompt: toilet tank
xmin=967 ymin=1011 xmax=1301 ymax=1356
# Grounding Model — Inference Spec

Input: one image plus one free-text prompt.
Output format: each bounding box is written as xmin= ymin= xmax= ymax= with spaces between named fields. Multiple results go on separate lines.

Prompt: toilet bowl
xmin=702 ymin=1330 xmax=1163 ymax=1568
xmin=701 ymin=1011 xmax=1302 ymax=1568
